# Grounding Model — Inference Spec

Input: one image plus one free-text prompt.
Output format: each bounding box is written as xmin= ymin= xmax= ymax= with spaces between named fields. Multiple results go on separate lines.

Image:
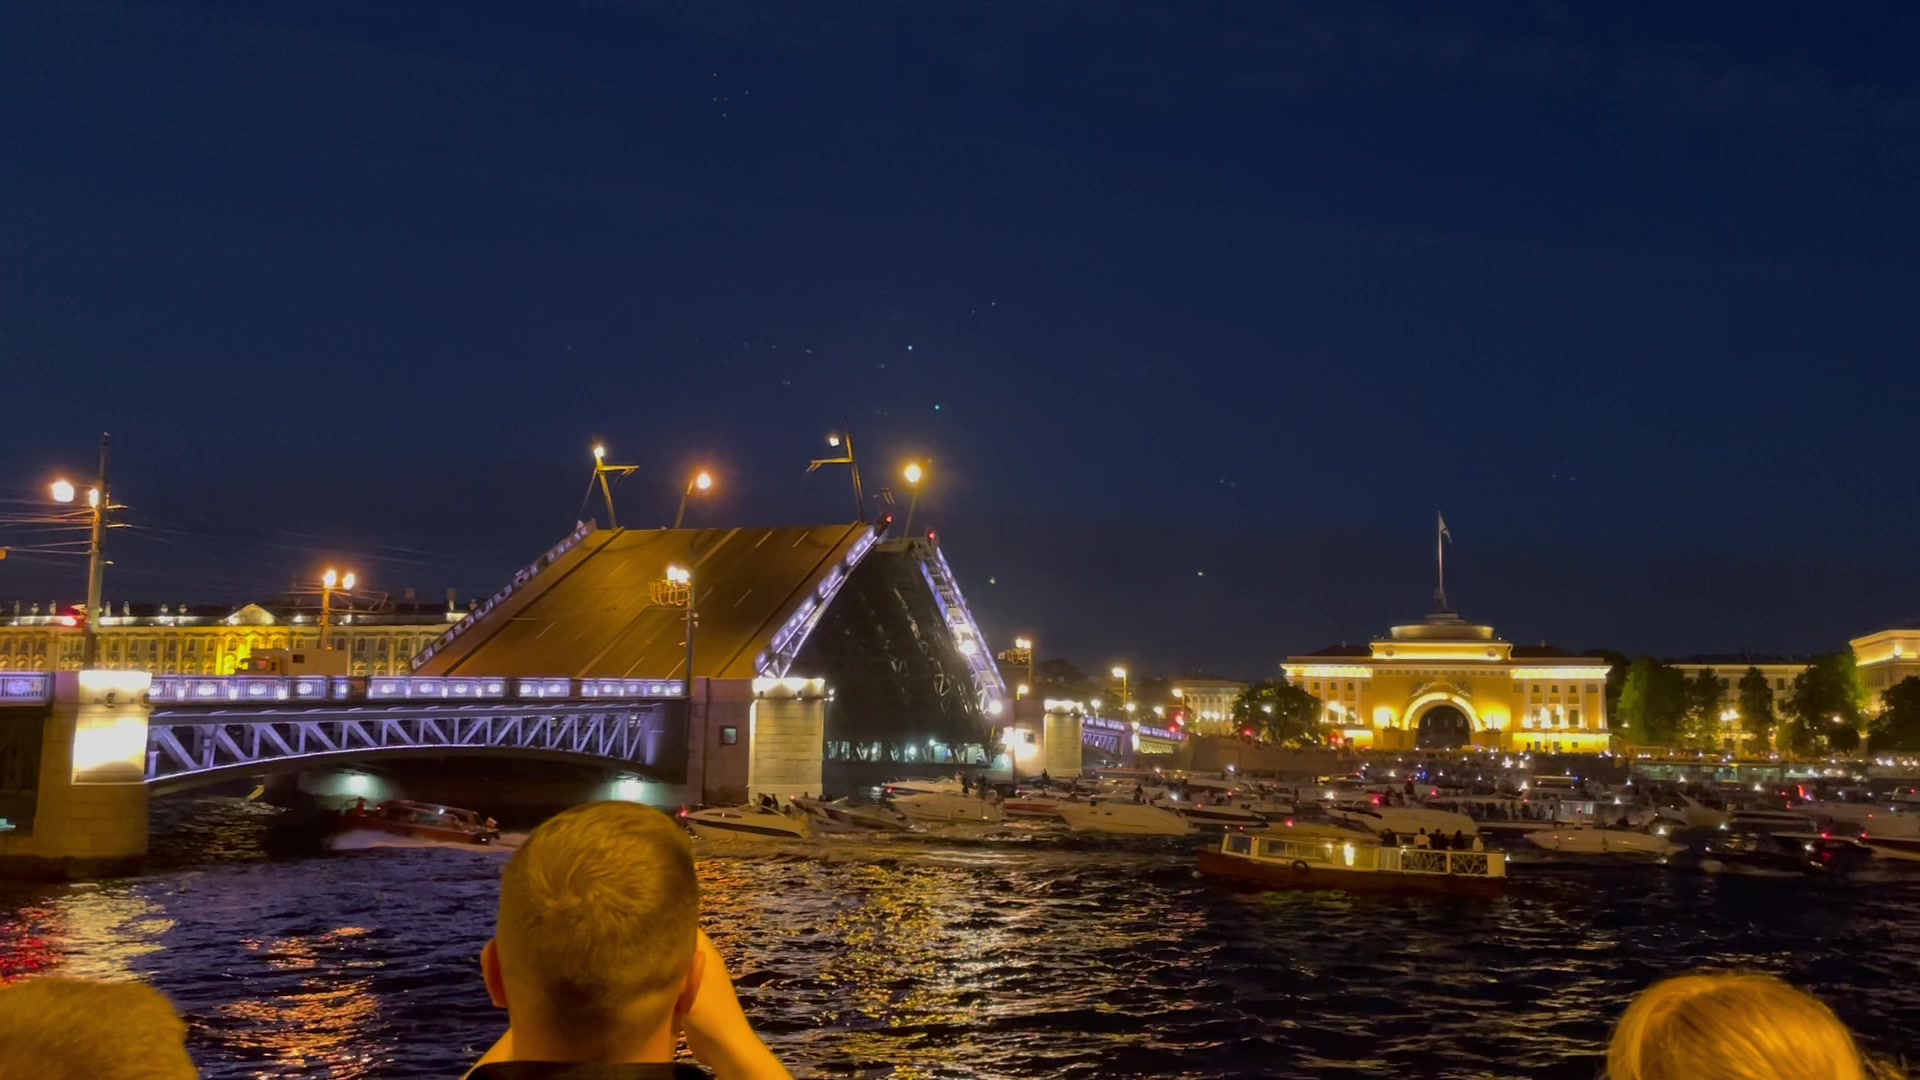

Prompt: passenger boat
xmin=1056 ymin=800 xmax=1192 ymax=836
xmin=1525 ymin=825 xmax=1681 ymax=858
xmin=683 ymin=804 xmax=812 ymax=842
xmin=1198 ymin=831 xmax=1508 ymax=896
xmin=335 ymin=799 xmax=499 ymax=844
xmin=791 ymin=796 xmax=913 ymax=832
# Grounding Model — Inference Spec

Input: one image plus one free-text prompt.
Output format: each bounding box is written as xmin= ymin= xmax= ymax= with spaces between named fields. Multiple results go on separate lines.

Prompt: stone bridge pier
xmin=0 ymin=671 xmax=153 ymax=879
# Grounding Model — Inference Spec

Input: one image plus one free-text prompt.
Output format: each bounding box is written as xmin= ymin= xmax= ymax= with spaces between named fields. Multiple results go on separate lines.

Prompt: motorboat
xmin=1723 ymin=809 xmax=1818 ymax=833
xmin=883 ymin=776 xmax=970 ymax=797
xmin=1655 ymin=793 xmax=1731 ymax=831
xmin=1525 ymin=825 xmax=1682 ymax=858
xmin=791 ymin=796 xmax=913 ymax=833
xmin=1056 ymin=800 xmax=1192 ymax=837
xmin=890 ymin=791 xmax=1005 ymax=825
xmin=1329 ymin=803 xmax=1479 ymax=841
xmin=683 ymin=804 xmax=812 ymax=842
xmin=1199 ymin=831 xmax=1507 ymax=896
xmin=1256 ymin=817 xmax=1381 ymax=845
xmin=1000 ymin=792 xmax=1070 ymax=821
xmin=335 ymin=799 xmax=499 ymax=844
xmin=1854 ymin=811 xmax=1920 ymax=862
xmin=1157 ymin=796 xmax=1265 ymax=829
xmin=1702 ymin=829 xmax=1873 ymax=877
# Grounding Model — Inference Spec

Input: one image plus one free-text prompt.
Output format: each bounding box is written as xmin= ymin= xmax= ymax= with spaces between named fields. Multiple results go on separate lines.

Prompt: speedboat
xmin=791 ymin=796 xmax=913 ymax=833
xmin=1000 ymin=791 xmax=1069 ymax=821
xmin=335 ymin=800 xmax=499 ymax=844
xmin=1703 ymin=829 xmax=1872 ymax=877
xmin=890 ymin=791 xmax=1005 ymax=824
xmin=1329 ymin=803 xmax=1479 ymax=840
xmin=1655 ymin=793 xmax=1730 ymax=830
xmin=684 ymin=804 xmax=812 ymax=842
xmin=1056 ymin=800 xmax=1192 ymax=836
xmin=1854 ymin=811 xmax=1920 ymax=862
xmin=1525 ymin=825 xmax=1682 ymax=858
xmin=1157 ymin=797 xmax=1265 ymax=829
xmin=883 ymin=777 xmax=970 ymax=797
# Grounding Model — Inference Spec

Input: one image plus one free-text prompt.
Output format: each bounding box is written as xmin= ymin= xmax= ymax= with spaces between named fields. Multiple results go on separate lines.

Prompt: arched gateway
xmin=1284 ymin=607 xmax=1613 ymax=753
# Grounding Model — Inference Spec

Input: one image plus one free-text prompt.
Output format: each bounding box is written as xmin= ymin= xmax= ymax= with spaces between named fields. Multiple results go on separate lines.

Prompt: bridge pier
xmin=0 ymin=671 xmax=152 ymax=880
xmin=1042 ymin=705 xmax=1083 ymax=778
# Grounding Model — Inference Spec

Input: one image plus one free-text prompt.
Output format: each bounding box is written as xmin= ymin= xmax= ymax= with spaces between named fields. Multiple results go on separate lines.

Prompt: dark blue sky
xmin=3 ymin=1 xmax=1916 ymax=676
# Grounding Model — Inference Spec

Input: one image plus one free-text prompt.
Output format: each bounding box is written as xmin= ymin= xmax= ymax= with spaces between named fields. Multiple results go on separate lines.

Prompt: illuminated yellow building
xmin=1284 ymin=609 xmax=1613 ymax=753
xmin=0 ymin=599 xmax=459 ymax=677
xmin=1851 ymin=628 xmax=1920 ymax=711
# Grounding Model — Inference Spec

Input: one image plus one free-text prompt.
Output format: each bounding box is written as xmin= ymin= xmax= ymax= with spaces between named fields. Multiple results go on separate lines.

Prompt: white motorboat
xmin=1800 ymin=800 xmax=1918 ymax=830
xmin=1853 ymin=811 xmax=1920 ymax=862
xmin=684 ymin=804 xmax=812 ymax=842
xmin=1330 ymin=804 xmax=1479 ymax=840
xmin=1256 ymin=817 xmax=1381 ymax=845
xmin=1057 ymin=800 xmax=1192 ymax=836
xmin=890 ymin=791 xmax=1005 ymax=824
xmin=791 ymin=796 xmax=914 ymax=833
xmin=1525 ymin=825 xmax=1681 ymax=858
xmin=1158 ymin=797 xmax=1265 ymax=829
xmin=1000 ymin=792 xmax=1069 ymax=821
xmin=883 ymin=776 xmax=970 ymax=797
xmin=1655 ymin=793 xmax=1730 ymax=830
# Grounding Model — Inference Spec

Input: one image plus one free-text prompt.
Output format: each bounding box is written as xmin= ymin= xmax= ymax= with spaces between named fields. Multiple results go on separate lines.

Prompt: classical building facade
xmin=1284 ymin=609 xmax=1612 ymax=753
xmin=1850 ymin=629 xmax=1920 ymax=711
xmin=1173 ymin=678 xmax=1247 ymax=736
xmin=0 ymin=598 xmax=460 ymax=677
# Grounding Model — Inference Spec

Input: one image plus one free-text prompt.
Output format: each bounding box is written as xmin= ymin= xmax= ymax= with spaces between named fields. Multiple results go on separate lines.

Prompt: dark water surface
xmin=3 ymin=799 xmax=1919 ymax=1078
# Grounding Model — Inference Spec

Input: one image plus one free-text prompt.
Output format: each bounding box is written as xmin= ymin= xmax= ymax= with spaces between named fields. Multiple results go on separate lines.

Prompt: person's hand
xmin=682 ymin=930 xmax=792 ymax=1080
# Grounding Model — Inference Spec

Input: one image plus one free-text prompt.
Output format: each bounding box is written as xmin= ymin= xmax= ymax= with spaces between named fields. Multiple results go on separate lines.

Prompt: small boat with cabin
xmin=335 ymin=799 xmax=499 ymax=844
xmin=683 ymin=804 xmax=813 ymax=842
xmin=1056 ymin=799 xmax=1192 ymax=836
xmin=1198 ymin=831 xmax=1508 ymax=896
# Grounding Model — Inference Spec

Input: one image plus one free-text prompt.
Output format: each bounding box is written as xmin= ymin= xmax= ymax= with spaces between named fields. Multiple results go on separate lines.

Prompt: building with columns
xmin=1173 ymin=678 xmax=1247 ymax=736
xmin=1284 ymin=608 xmax=1612 ymax=753
xmin=0 ymin=596 xmax=462 ymax=677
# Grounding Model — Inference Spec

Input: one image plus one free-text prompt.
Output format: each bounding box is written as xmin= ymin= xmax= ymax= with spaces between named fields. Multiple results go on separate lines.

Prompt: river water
xmin=3 ymin=798 xmax=1918 ymax=1079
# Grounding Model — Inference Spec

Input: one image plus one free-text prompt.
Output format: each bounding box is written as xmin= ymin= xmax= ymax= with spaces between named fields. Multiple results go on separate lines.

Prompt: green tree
xmin=1868 ymin=677 xmax=1920 ymax=753
xmin=1231 ymin=677 xmax=1323 ymax=748
xmin=1785 ymin=652 xmax=1868 ymax=755
xmin=1600 ymin=649 xmax=1632 ymax=720
xmin=1614 ymin=656 xmax=1688 ymax=748
xmin=1682 ymin=669 xmax=1728 ymax=749
xmin=1735 ymin=667 xmax=1777 ymax=752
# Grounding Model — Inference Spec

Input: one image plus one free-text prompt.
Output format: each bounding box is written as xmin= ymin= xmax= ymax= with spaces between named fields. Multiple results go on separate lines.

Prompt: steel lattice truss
xmin=146 ymin=703 xmax=670 ymax=788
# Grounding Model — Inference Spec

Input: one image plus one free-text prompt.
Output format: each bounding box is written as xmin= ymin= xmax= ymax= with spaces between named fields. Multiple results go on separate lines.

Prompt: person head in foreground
xmin=1608 ymin=972 xmax=1903 ymax=1080
xmin=482 ymin=800 xmax=703 ymax=1064
xmin=0 ymin=977 xmax=197 ymax=1080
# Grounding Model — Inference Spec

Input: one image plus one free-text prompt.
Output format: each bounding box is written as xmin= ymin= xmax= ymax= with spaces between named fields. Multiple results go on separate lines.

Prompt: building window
xmin=1776 ymin=678 xmax=1787 ymax=691
xmin=719 ymin=726 xmax=739 ymax=746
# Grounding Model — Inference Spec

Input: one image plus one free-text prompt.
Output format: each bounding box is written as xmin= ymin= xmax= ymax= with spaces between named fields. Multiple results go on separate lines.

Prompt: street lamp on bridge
xmin=1000 ymin=637 xmax=1035 ymax=699
xmin=807 ymin=429 xmax=867 ymax=523
xmin=588 ymin=442 xmax=640 ymax=529
xmin=901 ymin=462 xmax=926 ymax=535
xmin=654 ymin=565 xmax=697 ymax=696
xmin=319 ymin=568 xmax=357 ymax=648
xmin=1110 ymin=665 xmax=1129 ymax=709
xmin=47 ymin=433 xmax=113 ymax=666
xmin=674 ymin=469 xmax=715 ymax=530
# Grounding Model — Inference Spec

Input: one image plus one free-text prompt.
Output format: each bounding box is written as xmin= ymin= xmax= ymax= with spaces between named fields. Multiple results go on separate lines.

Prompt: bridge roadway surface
xmin=417 ymin=524 xmax=868 ymax=681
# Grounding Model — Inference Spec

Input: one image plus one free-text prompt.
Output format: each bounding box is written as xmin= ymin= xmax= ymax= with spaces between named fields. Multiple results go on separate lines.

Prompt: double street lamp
xmin=1111 ymin=665 xmax=1129 ymax=709
xmin=654 ymin=565 xmax=697 ymax=696
xmin=320 ymin=568 xmax=357 ymax=649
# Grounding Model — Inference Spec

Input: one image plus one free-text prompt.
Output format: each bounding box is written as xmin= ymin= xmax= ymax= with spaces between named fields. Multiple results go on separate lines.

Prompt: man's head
xmin=482 ymin=801 xmax=702 ymax=1061
xmin=0 ymin=977 xmax=197 ymax=1080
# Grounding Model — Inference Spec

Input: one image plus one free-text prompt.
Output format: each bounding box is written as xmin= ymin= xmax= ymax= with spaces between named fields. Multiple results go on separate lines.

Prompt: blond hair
xmin=495 ymin=801 xmax=699 ymax=1040
xmin=0 ymin=977 xmax=197 ymax=1080
xmin=1609 ymin=972 xmax=1902 ymax=1080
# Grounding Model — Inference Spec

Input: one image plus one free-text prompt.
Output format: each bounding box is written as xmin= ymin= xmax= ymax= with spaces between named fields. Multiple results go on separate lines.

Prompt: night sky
xmin=3 ymin=2 xmax=1917 ymax=677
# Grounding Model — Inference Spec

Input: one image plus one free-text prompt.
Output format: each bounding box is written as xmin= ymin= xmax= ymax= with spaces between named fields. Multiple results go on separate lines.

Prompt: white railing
xmin=146 ymin=674 xmax=683 ymax=705
xmin=0 ymin=673 xmax=53 ymax=706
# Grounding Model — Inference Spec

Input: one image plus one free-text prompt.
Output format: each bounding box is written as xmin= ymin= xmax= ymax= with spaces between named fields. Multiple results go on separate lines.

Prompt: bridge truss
xmin=146 ymin=701 xmax=677 ymax=792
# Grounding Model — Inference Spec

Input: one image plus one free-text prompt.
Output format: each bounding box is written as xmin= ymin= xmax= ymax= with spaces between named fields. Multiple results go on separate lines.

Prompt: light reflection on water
xmin=0 ymin=800 xmax=1918 ymax=1078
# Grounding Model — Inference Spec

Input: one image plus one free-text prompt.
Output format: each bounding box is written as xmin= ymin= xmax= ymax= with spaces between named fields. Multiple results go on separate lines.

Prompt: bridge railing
xmin=411 ymin=521 xmax=595 ymax=671
xmin=148 ymin=674 xmax=685 ymax=706
xmin=0 ymin=673 xmax=52 ymax=706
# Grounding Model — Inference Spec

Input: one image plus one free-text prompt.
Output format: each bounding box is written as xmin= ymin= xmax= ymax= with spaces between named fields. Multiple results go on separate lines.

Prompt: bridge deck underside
xmin=419 ymin=524 xmax=867 ymax=680
xmin=796 ymin=548 xmax=991 ymax=750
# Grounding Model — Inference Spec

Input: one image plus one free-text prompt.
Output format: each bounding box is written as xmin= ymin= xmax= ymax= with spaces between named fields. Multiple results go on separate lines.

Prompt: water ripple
xmin=0 ymin=800 xmax=1917 ymax=1078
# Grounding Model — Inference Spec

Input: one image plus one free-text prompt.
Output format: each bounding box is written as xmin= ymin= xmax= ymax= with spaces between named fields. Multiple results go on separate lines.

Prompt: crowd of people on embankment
xmin=0 ymin=799 xmax=1907 ymax=1079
